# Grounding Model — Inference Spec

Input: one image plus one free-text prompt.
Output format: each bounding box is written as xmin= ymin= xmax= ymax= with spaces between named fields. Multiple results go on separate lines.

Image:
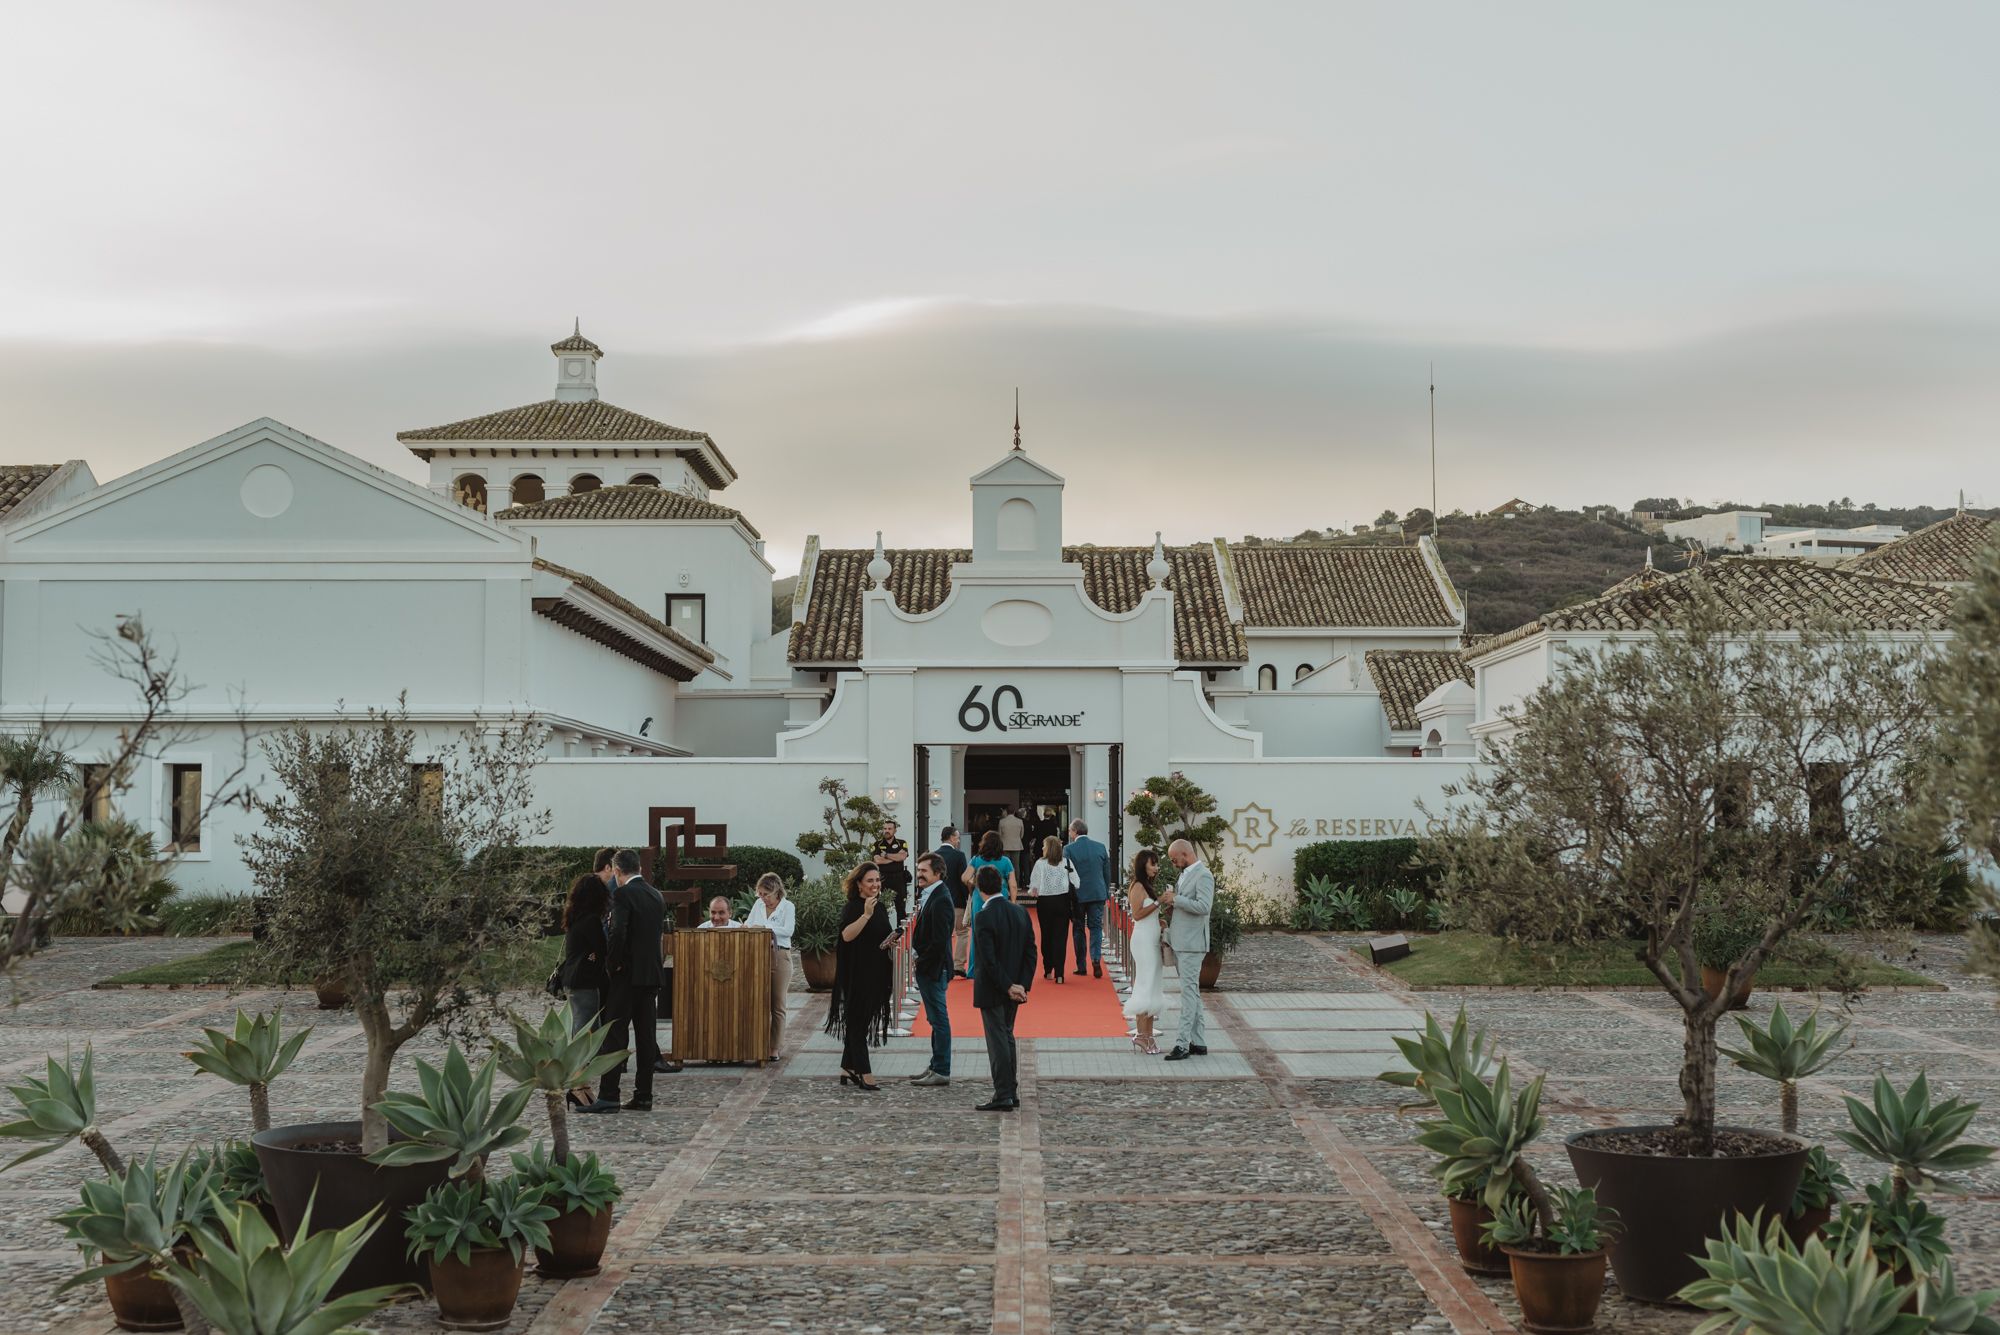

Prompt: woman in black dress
xmin=560 ymin=873 xmax=611 ymax=1107
xmin=826 ymin=862 xmax=892 ymax=1092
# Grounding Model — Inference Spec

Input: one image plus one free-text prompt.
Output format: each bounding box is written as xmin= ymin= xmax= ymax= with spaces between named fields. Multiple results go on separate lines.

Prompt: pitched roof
xmin=1468 ymin=557 xmax=1956 ymax=659
xmin=398 ymin=401 xmax=735 ymax=488
xmin=787 ymin=546 xmax=1248 ymax=664
xmin=0 ymin=465 xmax=59 ymax=520
xmin=1230 ymin=546 xmax=1459 ymax=629
xmin=531 ymin=557 xmax=714 ymax=679
xmin=495 ymin=484 xmax=760 ymax=538
xmin=1843 ymin=512 xmax=1996 ymax=586
xmin=549 ymin=328 xmax=602 ymax=356
xmin=1364 ymin=649 xmax=1472 ymax=731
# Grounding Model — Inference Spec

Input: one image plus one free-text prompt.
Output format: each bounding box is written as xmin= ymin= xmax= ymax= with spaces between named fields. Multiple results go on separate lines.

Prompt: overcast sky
xmin=2 ymin=2 xmax=1994 ymax=572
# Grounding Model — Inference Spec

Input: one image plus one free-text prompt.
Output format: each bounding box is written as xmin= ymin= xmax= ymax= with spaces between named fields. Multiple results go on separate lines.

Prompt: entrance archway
xmin=961 ymin=745 xmax=1072 ymax=857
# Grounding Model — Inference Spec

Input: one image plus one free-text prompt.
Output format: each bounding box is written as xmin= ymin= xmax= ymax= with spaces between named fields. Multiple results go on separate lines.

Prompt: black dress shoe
xmin=654 ymin=1059 xmax=683 ymax=1074
xmin=1164 ymin=1046 xmax=1192 ymax=1062
xmin=1092 ymin=961 xmax=1103 ymax=979
xmin=1189 ymin=1045 xmax=1208 ymax=1055
xmin=975 ymin=1099 xmax=1019 ymax=1112
xmin=622 ymin=1098 xmax=653 ymax=1111
xmin=577 ymin=1098 xmax=620 ymax=1114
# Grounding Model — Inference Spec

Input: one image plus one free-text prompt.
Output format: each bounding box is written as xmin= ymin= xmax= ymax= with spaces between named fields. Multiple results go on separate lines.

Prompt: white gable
xmin=5 ymin=419 xmax=525 ymax=561
xmin=968 ymin=450 xmax=1065 ymax=487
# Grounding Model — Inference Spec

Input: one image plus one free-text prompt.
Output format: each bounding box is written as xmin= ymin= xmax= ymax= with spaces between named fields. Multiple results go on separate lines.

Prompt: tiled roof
xmin=787 ymin=546 xmax=1249 ymax=664
xmin=532 ymin=557 xmax=714 ymax=680
xmin=1230 ymin=546 xmax=1459 ymax=629
xmin=1469 ymin=557 xmax=1956 ymax=659
xmin=550 ymin=328 xmax=603 ymax=356
xmin=496 ymin=484 xmax=760 ymax=538
xmin=1364 ymin=650 xmax=1471 ymax=731
xmin=1843 ymin=513 xmax=1996 ymax=586
xmin=398 ymin=401 xmax=734 ymax=488
xmin=0 ymin=465 xmax=58 ymax=519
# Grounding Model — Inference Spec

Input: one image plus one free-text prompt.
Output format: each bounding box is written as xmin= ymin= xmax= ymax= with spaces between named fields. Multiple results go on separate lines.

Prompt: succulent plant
xmin=494 ymin=1008 xmax=626 ymax=1163
xmin=53 ymin=1150 xmax=219 ymax=1333
xmin=164 ymin=1197 xmax=406 ymax=1335
xmin=369 ymin=1043 xmax=533 ymax=1182
xmin=1 ymin=1045 xmax=121 ymax=1174
xmin=1793 ymin=1145 xmax=1855 ymax=1218
xmin=404 ymin=1175 xmax=558 ymax=1268
xmin=1379 ymin=1006 xmax=1497 ymax=1112
xmin=509 ymin=1142 xmax=621 ymax=1216
xmin=1414 ymin=1055 xmax=1549 ymax=1225
xmin=182 ymin=1009 xmax=310 ymax=1133
xmin=1719 ymin=1000 xmax=1848 ymax=1133
xmin=1481 ymin=1185 xmax=1614 ymax=1256
xmin=1826 ymin=1179 xmax=1953 ymax=1282
xmin=1385 ymin=887 xmax=1424 ymax=928
xmin=1680 ymin=1212 xmax=1919 ymax=1335
xmin=1915 ymin=1258 xmax=2000 ymax=1335
xmin=1836 ymin=1072 xmax=1995 ymax=1200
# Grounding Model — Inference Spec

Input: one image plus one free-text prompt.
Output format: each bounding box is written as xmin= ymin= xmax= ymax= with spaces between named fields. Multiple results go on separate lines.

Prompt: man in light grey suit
xmin=1160 ymin=838 xmax=1213 ymax=1061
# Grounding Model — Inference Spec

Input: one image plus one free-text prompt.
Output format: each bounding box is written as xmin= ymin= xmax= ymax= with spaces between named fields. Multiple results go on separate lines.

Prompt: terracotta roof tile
xmin=549 ymin=329 xmax=603 ymax=356
xmin=532 ymin=557 xmax=714 ymax=680
xmin=1469 ymin=557 xmax=1956 ymax=659
xmin=496 ymin=484 xmax=759 ymax=538
xmin=1231 ymin=546 xmax=1459 ymax=628
xmin=0 ymin=465 xmax=58 ymax=519
xmin=398 ymin=400 xmax=735 ymax=488
xmin=1843 ymin=513 xmax=1996 ymax=586
xmin=1364 ymin=650 xmax=1471 ymax=731
xmin=787 ymin=546 xmax=1248 ymax=664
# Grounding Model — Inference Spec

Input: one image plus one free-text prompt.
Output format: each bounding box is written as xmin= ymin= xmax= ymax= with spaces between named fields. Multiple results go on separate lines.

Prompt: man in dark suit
xmin=932 ymin=826 xmax=969 ymax=977
xmin=972 ymin=888 xmax=1037 ymax=1112
xmin=583 ymin=849 xmax=666 ymax=1113
xmin=909 ymin=852 xmax=957 ymax=1087
xmin=1064 ymin=819 xmax=1113 ymax=979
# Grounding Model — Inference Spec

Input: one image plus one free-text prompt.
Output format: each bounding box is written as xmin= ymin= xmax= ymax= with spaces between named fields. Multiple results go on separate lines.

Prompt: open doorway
xmin=962 ymin=746 xmax=1071 ymax=857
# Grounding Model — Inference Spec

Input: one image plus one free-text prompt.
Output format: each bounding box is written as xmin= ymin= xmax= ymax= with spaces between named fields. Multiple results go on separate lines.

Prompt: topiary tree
xmin=1423 ymin=588 xmax=1938 ymax=1155
xmin=1124 ymin=772 xmax=1228 ymax=863
xmin=795 ymin=777 xmax=885 ymax=870
xmin=243 ymin=705 xmax=553 ymax=1154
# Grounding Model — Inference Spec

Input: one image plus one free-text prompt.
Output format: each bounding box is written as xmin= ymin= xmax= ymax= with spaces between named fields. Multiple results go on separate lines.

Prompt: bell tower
xmin=968 ymin=396 xmax=1065 ymax=568
xmin=550 ymin=319 xmax=603 ymax=403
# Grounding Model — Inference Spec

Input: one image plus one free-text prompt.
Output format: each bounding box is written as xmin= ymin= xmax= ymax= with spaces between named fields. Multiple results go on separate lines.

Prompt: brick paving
xmin=0 ymin=930 xmax=1993 ymax=1333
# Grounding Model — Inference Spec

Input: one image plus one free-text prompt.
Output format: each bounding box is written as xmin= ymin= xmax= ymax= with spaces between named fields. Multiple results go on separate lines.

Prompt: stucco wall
xmin=1240 ymin=692 xmax=1388 ymax=756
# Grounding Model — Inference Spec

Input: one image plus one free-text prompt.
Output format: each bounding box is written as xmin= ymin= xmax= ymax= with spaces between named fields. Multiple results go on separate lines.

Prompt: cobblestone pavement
xmin=0 ymin=931 xmax=1994 ymax=1333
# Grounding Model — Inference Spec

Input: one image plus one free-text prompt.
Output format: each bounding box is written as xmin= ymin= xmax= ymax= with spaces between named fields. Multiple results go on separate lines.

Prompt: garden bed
xmin=95 ymin=937 xmax=564 ymax=989
xmin=1354 ymin=931 xmax=1937 ymax=990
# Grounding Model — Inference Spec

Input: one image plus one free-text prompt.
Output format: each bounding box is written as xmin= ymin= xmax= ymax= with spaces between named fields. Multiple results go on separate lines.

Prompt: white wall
xmin=1241 ymin=692 xmax=1391 ymax=756
xmin=525 ymin=616 xmax=678 ymax=748
xmin=674 ymin=691 xmax=789 ymax=757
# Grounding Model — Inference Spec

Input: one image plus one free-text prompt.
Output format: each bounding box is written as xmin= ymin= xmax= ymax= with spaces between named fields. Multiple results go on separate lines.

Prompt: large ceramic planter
xmin=104 ymin=1268 xmax=181 ymax=1332
xmin=536 ymin=1202 xmax=613 ymax=1278
xmin=1699 ymin=965 xmax=1755 ymax=1011
xmin=799 ymin=949 xmax=837 ymax=991
xmin=1567 ymin=1126 xmax=1807 ymax=1304
xmin=1446 ymin=1195 xmax=1510 ymax=1276
xmin=1503 ymin=1246 xmax=1608 ymax=1334
xmin=1198 ymin=953 xmax=1222 ymax=991
xmin=252 ymin=1121 xmax=451 ymax=1296
xmin=428 ymin=1246 xmax=526 ymax=1331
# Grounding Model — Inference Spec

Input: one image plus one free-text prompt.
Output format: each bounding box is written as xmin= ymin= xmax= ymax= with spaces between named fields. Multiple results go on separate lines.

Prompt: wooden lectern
xmin=671 ymin=927 xmax=773 ymax=1065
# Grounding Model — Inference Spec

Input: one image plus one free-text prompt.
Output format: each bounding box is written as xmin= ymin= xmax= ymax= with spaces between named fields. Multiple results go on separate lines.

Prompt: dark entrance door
xmin=913 ymin=744 xmax=931 ymax=853
xmin=1107 ymin=743 xmax=1122 ymax=883
xmin=961 ymin=746 xmax=1071 ymax=855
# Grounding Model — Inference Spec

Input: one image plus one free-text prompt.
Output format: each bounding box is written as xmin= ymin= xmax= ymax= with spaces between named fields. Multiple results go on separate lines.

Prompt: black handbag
xmin=544 ymin=962 xmax=567 ymax=999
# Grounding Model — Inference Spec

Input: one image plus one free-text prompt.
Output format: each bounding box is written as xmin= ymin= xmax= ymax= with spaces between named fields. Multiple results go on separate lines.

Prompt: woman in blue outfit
xmin=961 ymin=830 xmax=1019 ymax=981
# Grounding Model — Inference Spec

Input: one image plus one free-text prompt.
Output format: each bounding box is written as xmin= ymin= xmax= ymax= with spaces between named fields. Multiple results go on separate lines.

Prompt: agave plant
xmin=1 ymin=1045 xmax=122 ymax=1174
xmin=494 ymin=1008 xmax=625 ymax=1162
xmin=1481 ymin=1185 xmax=1615 ymax=1256
xmin=53 ymin=1149 xmax=219 ymax=1334
xmin=369 ymin=1043 xmax=533 ymax=1182
xmin=187 ymin=1140 xmax=270 ymax=1210
xmin=510 ymin=1142 xmax=622 ymax=1216
xmin=1915 ymin=1258 xmax=2000 ymax=1335
xmin=1414 ymin=1055 xmax=1552 ymax=1228
xmin=1328 ymin=884 xmax=1370 ymax=931
xmin=182 ymin=1009 xmax=310 ymax=1133
xmin=1826 ymin=1180 xmax=1954 ymax=1281
xmin=164 ymin=1197 xmax=406 ymax=1335
xmin=1379 ymin=1005 xmax=1498 ymax=1117
xmin=1836 ymin=1072 xmax=1995 ymax=1201
xmin=1793 ymin=1146 xmax=1855 ymax=1220
xmin=404 ymin=1175 xmax=558 ymax=1268
xmin=1719 ymin=1000 xmax=1848 ymax=1134
xmin=1681 ymin=1213 xmax=1919 ymax=1335
xmin=1384 ymin=887 xmax=1424 ymax=928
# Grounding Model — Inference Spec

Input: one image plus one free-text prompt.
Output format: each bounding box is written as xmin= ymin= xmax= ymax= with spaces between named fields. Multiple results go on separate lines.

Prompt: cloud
xmin=1 ymin=300 xmax=1992 ymax=575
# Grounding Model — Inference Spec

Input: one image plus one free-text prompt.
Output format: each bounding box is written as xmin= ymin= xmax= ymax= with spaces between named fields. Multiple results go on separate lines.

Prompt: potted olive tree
xmin=242 ymin=707 xmax=552 ymax=1294
xmin=1424 ymin=589 xmax=1939 ymax=1303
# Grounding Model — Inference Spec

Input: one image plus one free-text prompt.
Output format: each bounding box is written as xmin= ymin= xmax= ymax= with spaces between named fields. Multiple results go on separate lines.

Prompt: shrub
xmin=683 ymin=845 xmax=804 ymax=901
xmin=791 ymin=872 xmax=846 ymax=957
xmin=1293 ymin=839 xmax=1438 ymax=927
xmin=795 ymin=777 xmax=885 ymax=867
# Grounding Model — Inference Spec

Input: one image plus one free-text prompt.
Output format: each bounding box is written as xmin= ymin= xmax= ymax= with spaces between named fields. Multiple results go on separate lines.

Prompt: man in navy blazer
xmin=1063 ymin=819 xmax=1112 ymax=979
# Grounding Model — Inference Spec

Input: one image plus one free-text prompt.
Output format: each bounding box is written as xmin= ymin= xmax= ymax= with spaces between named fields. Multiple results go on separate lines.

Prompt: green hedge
xmin=1293 ymin=838 xmax=1435 ymax=893
xmin=476 ymin=844 xmax=804 ymax=932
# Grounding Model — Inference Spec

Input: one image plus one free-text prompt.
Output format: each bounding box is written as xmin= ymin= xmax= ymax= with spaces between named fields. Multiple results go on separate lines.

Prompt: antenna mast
xmin=1428 ymin=363 xmax=1438 ymax=538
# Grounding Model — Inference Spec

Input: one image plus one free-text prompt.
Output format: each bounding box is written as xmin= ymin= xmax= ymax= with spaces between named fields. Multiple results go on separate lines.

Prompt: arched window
xmin=453 ymin=474 xmax=488 ymax=514
xmin=997 ymin=497 xmax=1037 ymax=551
xmin=628 ymin=473 xmax=660 ymax=487
xmin=1294 ymin=663 xmax=1313 ymax=684
xmin=1256 ymin=665 xmax=1277 ymax=692
xmin=511 ymin=473 xmax=545 ymax=506
xmin=569 ymin=473 xmax=602 ymax=495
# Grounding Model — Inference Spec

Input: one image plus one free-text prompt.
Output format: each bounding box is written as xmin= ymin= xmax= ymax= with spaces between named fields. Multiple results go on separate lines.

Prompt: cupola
xmin=550 ymin=320 xmax=603 ymax=402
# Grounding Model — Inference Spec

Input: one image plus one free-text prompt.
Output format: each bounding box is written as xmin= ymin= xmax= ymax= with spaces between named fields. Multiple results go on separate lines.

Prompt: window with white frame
xmin=167 ymin=763 xmax=202 ymax=852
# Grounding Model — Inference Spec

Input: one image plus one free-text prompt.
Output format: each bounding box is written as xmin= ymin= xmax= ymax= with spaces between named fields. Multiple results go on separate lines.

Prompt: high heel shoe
xmin=839 ymin=1070 xmax=858 ymax=1087
xmin=1130 ymin=1035 xmax=1147 ymax=1053
xmin=855 ymin=1076 xmax=881 ymax=1092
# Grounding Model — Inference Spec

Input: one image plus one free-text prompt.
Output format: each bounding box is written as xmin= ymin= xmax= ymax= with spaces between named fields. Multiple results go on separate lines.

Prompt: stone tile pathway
xmin=0 ymin=930 xmax=1993 ymax=1333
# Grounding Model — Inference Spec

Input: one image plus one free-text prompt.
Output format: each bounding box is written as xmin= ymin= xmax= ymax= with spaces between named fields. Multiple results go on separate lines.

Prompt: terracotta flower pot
xmin=799 ymin=949 xmax=838 ymax=991
xmin=1198 ymin=953 xmax=1222 ymax=991
xmin=1699 ymin=965 xmax=1755 ymax=1010
xmin=1446 ymin=1195 xmax=1511 ymax=1276
xmin=1504 ymin=1246 xmax=1608 ymax=1334
xmin=1567 ymin=1126 xmax=1807 ymax=1304
xmin=536 ymin=1202 xmax=613 ymax=1278
xmin=1784 ymin=1203 xmax=1834 ymax=1249
xmin=104 ymin=1268 xmax=182 ymax=1332
xmin=252 ymin=1121 xmax=452 ymax=1296
xmin=312 ymin=977 xmax=349 ymax=1010
xmin=428 ymin=1246 xmax=526 ymax=1331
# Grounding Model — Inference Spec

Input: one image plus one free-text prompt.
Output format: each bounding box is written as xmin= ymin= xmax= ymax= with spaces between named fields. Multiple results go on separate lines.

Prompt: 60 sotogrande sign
xmin=956 ymin=684 xmax=1087 ymax=734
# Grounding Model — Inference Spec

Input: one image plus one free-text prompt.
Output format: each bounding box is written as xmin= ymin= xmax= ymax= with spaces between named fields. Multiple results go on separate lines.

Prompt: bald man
xmin=1160 ymin=839 xmax=1214 ymax=1061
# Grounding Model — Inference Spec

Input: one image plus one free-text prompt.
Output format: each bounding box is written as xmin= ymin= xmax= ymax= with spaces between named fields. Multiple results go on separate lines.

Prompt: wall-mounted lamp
xmin=928 ymin=785 xmax=943 ymax=807
xmin=881 ymin=778 xmax=900 ymax=807
xmin=1091 ymin=785 xmax=1107 ymax=807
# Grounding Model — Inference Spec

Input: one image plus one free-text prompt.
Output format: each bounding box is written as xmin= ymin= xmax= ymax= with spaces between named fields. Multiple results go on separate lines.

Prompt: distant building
xmin=1756 ymin=523 xmax=1904 ymax=562
xmin=1487 ymin=498 xmax=1534 ymax=519
xmin=1663 ymin=510 xmax=1769 ymax=552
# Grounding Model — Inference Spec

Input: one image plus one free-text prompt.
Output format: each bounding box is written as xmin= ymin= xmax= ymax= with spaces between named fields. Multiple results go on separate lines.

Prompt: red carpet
xmin=909 ymin=913 xmax=1129 ymax=1039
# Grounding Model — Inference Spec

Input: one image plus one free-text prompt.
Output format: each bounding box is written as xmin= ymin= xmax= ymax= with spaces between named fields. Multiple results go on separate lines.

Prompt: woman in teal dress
xmin=962 ymin=830 xmax=1019 ymax=981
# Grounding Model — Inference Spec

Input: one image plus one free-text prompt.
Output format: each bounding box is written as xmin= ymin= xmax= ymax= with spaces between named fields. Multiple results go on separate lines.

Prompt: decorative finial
xmin=866 ymin=531 xmax=892 ymax=586
xmin=573 ymin=316 xmax=580 ymax=338
xmin=1644 ymin=545 xmax=1654 ymax=571
xmin=1012 ymin=388 xmax=1022 ymax=450
xmin=1146 ymin=531 xmax=1170 ymax=587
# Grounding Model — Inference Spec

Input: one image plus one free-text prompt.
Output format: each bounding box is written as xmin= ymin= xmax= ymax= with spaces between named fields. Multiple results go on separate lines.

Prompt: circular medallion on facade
xmin=981 ymin=598 xmax=1055 ymax=647
xmin=239 ymin=463 xmax=295 ymax=518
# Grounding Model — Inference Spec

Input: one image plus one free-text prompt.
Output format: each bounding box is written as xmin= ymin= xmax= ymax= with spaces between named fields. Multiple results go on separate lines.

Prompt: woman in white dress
xmin=1121 ymin=848 xmax=1167 ymax=1054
